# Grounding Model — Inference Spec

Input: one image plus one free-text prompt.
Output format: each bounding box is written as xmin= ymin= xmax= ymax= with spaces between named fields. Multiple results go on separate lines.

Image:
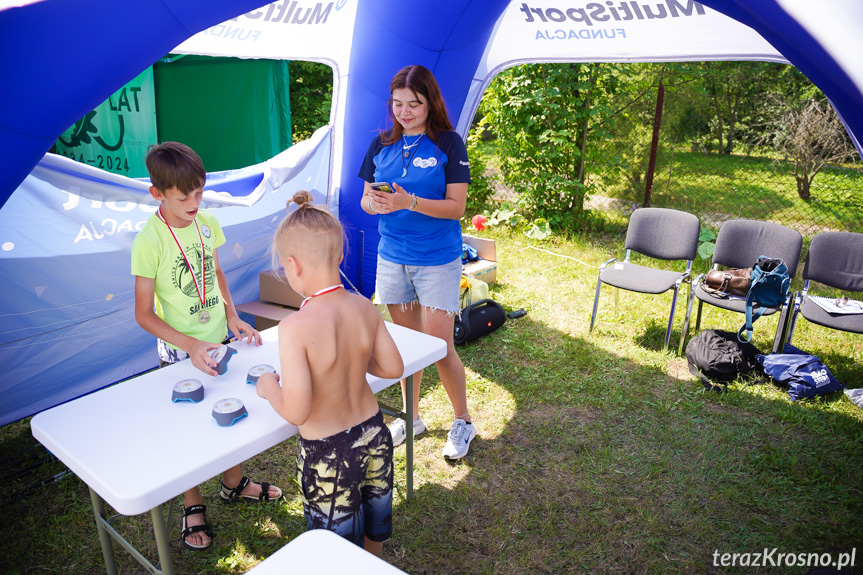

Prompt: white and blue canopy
xmin=1 ymin=0 xmax=861 ymax=425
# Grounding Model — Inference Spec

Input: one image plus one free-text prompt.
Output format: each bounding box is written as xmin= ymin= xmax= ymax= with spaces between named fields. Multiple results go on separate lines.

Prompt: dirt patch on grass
xmin=666 ymin=357 xmax=695 ymax=380
xmin=521 ymin=403 xmax=602 ymax=425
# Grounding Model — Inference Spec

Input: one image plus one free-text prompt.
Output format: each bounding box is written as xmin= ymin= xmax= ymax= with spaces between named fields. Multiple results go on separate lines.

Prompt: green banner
xmin=55 ymin=67 xmax=156 ymax=177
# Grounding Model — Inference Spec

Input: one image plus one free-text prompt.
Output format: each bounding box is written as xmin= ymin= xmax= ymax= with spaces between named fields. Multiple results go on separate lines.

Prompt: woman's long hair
xmin=382 ymin=65 xmax=453 ymax=146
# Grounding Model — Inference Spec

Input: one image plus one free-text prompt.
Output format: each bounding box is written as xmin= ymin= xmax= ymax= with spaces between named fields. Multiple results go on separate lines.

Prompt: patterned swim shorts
xmin=157 ymin=338 xmax=190 ymax=365
xmin=296 ymin=410 xmax=394 ymax=546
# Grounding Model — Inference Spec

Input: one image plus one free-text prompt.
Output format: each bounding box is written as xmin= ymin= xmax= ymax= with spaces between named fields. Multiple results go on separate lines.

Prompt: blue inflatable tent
xmin=1 ymin=0 xmax=861 ymax=425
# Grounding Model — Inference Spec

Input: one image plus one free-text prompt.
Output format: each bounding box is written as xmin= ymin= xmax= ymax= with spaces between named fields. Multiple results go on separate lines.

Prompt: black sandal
xmin=219 ymin=476 xmax=282 ymax=503
xmin=181 ymin=504 xmax=213 ymax=551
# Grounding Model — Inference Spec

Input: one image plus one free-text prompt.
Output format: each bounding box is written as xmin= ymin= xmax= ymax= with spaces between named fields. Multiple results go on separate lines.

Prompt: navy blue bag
xmin=462 ymin=242 xmax=479 ymax=264
xmin=738 ymin=256 xmax=790 ymax=343
xmin=756 ymin=344 xmax=844 ymax=401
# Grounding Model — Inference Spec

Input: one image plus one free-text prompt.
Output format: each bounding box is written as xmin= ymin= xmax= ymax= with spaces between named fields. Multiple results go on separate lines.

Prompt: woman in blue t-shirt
xmin=358 ymin=65 xmax=476 ymax=460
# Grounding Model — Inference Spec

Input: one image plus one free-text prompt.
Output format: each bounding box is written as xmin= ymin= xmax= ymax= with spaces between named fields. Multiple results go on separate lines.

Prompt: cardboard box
xmin=462 ymin=235 xmax=497 ymax=284
xmin=259 ymin=269 xmax=304 ymax=308
xmin=236 ymin=300 xmax=297 ymax=331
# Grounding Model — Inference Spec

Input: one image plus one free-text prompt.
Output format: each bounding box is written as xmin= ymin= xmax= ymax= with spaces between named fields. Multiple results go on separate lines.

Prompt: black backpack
xmin=685 ymin=329 xmax=761 ymax=391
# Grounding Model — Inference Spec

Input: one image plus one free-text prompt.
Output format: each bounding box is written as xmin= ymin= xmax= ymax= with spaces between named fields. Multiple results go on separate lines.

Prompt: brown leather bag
xmin=703 ymin=268 xmax=752 ymax=297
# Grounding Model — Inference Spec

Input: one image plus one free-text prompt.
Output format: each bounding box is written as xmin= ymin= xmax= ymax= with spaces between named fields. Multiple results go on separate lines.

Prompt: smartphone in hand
xmin=370 ymin=182 xmax=393 ymax=193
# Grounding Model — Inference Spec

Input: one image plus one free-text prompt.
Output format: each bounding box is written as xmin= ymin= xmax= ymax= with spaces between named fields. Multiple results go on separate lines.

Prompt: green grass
xmin=603 ymin=150 xmax=863 ymax=233
xmin=2 ymin=227 xmax=862 ymax=574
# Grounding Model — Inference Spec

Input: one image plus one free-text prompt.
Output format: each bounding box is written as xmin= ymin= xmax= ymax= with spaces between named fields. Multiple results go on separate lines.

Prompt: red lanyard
xmin=300 ymin=284 xmax=343 ymax=309
xmin=156 ymin=208 xmax=206 ymax=309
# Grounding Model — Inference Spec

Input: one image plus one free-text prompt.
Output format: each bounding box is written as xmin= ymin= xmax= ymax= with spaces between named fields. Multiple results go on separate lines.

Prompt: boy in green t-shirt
xmin=132 ymin=142 xmax=282 ymax=551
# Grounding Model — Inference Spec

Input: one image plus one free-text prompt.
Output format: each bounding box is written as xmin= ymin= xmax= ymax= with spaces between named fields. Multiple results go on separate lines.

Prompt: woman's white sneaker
xmin=442 ymin=420 xmax=477 ymax=459
xmin=389 ymin=417 xmax=426 ymax=447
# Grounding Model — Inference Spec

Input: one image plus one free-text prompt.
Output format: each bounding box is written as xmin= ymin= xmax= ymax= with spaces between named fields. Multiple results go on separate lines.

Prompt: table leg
xmin=89 ymin=488 xmax=118 ymax=575
xmin=377 ymin=375 xmax=416 ymax=501
xmin=405 ymin=373 xmax=414 ymax=500
xmin=88 ymin=487 xmax=175 ymax=575
xmin=151 ymin=506 xmax=175 ymax=575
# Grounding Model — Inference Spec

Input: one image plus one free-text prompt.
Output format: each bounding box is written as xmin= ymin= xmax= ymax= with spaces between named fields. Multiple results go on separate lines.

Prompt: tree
xmin=592 ymin=63 xmax=668 ymax=198
xmin=288 ymin=61 xmax=333 ymax=142
xmin=476 ymin=63 xmax=620 ymax=227
xmin=769 ymin=98 xmax=856 ymax=200
xmin=661 ymin=63 xmax=718 ymax=153
xmin=700 ymin=62 xmax=781 ymax=155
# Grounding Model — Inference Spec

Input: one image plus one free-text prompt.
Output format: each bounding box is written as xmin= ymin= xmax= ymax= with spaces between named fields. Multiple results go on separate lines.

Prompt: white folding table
xmin=30 ymin=322 xmax=445 ymax=575
xmin=245 ymin=528 xmax=407 ymax=574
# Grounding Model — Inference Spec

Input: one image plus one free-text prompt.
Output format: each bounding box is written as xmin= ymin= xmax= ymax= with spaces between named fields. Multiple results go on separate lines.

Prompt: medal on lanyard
xmin=156 ymin=208 xmax=210 ymax=324
xmin=299 ymin=284 xmax=343 ymax=309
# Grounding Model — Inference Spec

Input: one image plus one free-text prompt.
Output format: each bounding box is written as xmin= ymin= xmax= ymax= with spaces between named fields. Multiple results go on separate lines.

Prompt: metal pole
xmin=150 ymin=505 xmax=174 ymax=575
xmin=405 ymin=374 xmax=414 ymax=500
xmin=89 ymin=488 xmax=119 ymax=575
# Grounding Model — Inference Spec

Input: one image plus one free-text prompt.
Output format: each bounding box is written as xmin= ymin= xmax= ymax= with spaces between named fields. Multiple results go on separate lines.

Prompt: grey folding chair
xmin=589 ymin=207 xmax=700 ymax=352
xmin=679 ymin=219 xmax=802 ymax=355
xmin=783 ymin=231 xmax=863 ymax=346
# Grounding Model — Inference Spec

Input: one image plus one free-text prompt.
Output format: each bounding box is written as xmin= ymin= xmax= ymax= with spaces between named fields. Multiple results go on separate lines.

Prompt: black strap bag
xmin=454 ymin=299 xmax=506 ymax=345
xmin=685 ymin=329 xmax=761 ymax=391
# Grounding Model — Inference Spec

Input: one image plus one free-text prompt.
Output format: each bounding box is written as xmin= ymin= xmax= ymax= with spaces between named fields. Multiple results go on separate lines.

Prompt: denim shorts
xmin=376 ymin=255 xmax=461 ymax=313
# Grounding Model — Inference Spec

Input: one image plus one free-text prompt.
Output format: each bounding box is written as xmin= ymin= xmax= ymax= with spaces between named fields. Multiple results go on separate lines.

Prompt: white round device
xmin=171 ymin=379 xmax=204 ymax=403
xmin=208 ymin=345 xmax=237 ymax=375
xmin=212 ymin=398 xmax=248 ymax=427
xmin=208 ymin=346 xmax=227 ymax=363
xmin=246 ymin=364 xmax=276 ymax=385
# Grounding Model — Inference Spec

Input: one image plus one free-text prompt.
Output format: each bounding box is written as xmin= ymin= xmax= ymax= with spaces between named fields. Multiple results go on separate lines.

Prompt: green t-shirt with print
xmin=131 ymin=209 xmax=227 ymax=346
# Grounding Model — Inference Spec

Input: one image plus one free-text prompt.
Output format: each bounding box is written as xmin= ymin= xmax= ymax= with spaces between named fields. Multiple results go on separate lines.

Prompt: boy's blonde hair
xmin=274 ymin=191 xmax=343 ymax=267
